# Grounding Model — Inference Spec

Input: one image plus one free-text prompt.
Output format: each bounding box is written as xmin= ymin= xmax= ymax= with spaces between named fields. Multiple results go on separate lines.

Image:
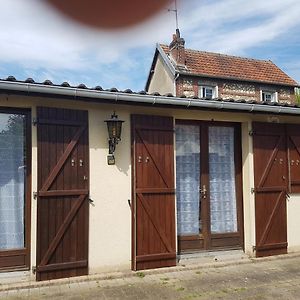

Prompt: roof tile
xmin=160 ymin=45 xmax=298 ymax=86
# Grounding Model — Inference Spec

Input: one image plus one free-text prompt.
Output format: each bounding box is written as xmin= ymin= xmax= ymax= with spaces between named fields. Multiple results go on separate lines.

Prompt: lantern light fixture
xmin=104 ymin=111 xmax=124 ymax=164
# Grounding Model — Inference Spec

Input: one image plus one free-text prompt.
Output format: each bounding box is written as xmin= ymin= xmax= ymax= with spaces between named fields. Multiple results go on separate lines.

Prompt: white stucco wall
xmin=147 ymin=54 xmax=175 ymax=95
xmin=1 ymin=93 xmax=300 ymax=275
xmin=287 ymin=194 xmax=300 ymax=252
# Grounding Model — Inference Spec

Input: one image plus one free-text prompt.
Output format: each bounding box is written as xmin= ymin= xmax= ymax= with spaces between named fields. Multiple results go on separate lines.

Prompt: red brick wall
xmin=176 ymin=75 xmax=296 ymax=104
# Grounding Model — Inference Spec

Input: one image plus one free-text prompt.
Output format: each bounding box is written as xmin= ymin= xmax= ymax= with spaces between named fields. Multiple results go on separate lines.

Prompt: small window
xmin=200 ymin=86 xmax=217 ymax=99
xmin=262 ymin=91 xmax=277 ymax=102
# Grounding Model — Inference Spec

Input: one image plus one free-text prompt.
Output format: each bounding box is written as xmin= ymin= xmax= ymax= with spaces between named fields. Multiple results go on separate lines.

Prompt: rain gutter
xmin=0 ymin=80 xmax=300 ymax=116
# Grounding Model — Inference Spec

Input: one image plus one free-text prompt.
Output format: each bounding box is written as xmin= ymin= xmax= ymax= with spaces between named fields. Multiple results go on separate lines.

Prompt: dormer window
xmin=199 ymin=86 xmax=218 ymax=99
xmin=262 ymin=91 xmax=277 ymax=102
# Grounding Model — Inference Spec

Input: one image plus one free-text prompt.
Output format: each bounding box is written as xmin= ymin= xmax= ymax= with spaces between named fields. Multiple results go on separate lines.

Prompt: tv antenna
xmin=168 ymin=0 xmax=179 ymax=30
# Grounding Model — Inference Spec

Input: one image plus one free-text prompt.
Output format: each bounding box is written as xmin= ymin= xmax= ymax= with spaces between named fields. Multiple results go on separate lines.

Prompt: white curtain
xmin=209 ymin=126 xmax=237 ymax=233
xmin=176 ymin=125 xmax=200 ymax=236
xmin=0 ymin=114 xmax=25 ymax=249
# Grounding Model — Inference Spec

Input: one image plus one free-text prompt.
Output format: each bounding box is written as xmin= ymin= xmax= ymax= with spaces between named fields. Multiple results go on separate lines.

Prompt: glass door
xmin=175 ymin=121 xmax=243 ymax=253
xmin=0 ymin=110 xmax=31 ymax=270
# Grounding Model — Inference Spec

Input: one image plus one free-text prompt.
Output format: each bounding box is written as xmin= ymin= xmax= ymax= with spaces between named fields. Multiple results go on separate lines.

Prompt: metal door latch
xmin=200 ymin=185 xmax=207 ymax=199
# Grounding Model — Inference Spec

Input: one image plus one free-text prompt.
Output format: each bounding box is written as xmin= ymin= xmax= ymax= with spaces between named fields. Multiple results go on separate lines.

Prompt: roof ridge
xmin=159 ymin=43 xmax=271 ymax=63
xmin=185 ymin=48 xmax=272 ymax=63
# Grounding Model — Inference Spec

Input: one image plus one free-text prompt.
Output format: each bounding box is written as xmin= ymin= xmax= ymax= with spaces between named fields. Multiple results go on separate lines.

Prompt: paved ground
xmin=1 ymin=255 xmax=300 ymax=299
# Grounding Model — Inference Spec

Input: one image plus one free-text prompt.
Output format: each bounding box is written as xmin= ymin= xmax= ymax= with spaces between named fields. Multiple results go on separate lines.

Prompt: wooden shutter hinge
xmin=251 ymin=188 xmax=255 ymax=194
xmin=252 ymin=245 xmax=256 ymax=252
xmin=32 ymin=118 xmax=38 ymax=126
xmin=32 ymin=266 xmax=36 ymax=274
xmin=249 ymin=130 xmax=253 ymax=136
xmin=33 ymin=192 xmax=38 ymax=200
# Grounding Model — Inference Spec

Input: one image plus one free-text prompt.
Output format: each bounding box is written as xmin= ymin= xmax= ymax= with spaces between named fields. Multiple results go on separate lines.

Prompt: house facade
xmin=146 ymin=30 xmax=298 ymax=104
xmin=0 ymin=46 xmax=299 ymax=282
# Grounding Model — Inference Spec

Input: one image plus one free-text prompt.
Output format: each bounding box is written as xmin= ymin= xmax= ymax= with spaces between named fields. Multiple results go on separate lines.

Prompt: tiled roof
xmin=0 ymin=76 xmax=299 ymax=110
xmin=160 ymin=45 xmax=298 ymax=87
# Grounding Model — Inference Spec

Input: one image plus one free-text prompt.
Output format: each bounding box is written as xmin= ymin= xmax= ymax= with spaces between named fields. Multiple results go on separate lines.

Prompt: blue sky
xmin=0 ymin=0 xmax=299 ymax=91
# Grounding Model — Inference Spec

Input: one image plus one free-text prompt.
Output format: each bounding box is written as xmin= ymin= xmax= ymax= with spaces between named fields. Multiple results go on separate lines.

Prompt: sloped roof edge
xmin=0 ymin=78 xmax=300 ymax=116
xmin=145 ymin=44 xmax=177 ymax=92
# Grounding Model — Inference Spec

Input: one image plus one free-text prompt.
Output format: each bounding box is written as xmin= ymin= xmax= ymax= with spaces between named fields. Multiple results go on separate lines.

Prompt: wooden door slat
xmin=136 ymin=129 xmax=170 ymax=188
xmin=39 ymin=190 xmax=89 ymax=197
xmin=257 ymin=135 xmax=281 ymax=189
xmin=136 ymin=253 xmax=176 ymax=262
xmin=135 ymin=188 xmax=175 ymax=194
xmin=257 ymin=191 xmax=285 ymax=247
xmin=37 ymin=118 xmax=86 ymax=127
xmin=37 ymin=260 xmax=87 ymax=272
xmin=39 ymin=194 xmax=86 ymax=267
xmin=40 ymin=125 xmax=86 ymax=192
xmin=137 ymin=193 xmax=173 ymax=253
xmin=256 ymin=242 xmax=288 ymax=251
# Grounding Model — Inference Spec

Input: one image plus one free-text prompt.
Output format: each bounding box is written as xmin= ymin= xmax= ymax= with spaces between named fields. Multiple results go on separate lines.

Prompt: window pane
xmin=0 ymin=113 xmax=26 ymax=249
xmin=176 ymin=125 xmax=200 ymax=236
xmin=209 ymin=126 xmax=237 ymax=233
xmin=205 ymin=88 xmax=213 ymax=99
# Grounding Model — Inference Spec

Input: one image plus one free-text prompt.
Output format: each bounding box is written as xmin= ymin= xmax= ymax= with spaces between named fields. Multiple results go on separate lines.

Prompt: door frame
xmin=175 ymin=119 xmax=244 ymax=253
xmin=0 ymin=107 xmax=31 ymax=271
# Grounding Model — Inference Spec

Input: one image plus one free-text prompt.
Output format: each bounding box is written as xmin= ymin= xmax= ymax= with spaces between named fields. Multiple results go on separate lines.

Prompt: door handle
xmin=200 ymin=185 xmax=207 ymax=199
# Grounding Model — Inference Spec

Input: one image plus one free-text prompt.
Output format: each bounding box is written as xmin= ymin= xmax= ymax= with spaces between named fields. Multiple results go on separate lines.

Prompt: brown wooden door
xmin=286 ymin=124 xmax=300 ymax=193
xmin=36 ymin=107 xmax=89 ymax=281
xmin=252 ymin=122 xmax=288 ymax=257
xmin=131 ymin=114 xmax=176 ymax=270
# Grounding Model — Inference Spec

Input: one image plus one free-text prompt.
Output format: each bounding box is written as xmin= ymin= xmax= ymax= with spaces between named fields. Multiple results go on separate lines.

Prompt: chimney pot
xmin=169 ymin=30 xmax=186 ymax=67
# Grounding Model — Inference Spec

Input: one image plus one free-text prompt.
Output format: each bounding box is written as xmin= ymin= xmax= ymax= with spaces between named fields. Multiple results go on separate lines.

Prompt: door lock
xmin=200 ymin=185 xmax=207 ymax=199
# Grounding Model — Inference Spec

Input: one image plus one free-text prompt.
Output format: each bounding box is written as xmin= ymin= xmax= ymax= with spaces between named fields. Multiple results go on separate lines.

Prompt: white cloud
xmin=0 ymin=0 xmax=299 ymax=88
xmin=181 ymin=0 xmax=300 ymax=54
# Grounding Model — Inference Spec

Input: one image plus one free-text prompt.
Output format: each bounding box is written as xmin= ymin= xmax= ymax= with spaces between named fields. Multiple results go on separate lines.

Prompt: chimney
xmin=169 ymin=29 xmax=186 ymax=67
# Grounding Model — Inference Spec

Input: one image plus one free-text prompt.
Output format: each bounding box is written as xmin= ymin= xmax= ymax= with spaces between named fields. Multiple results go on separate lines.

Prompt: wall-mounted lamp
xmin=104 ymin=112 xmax=124 ymax=165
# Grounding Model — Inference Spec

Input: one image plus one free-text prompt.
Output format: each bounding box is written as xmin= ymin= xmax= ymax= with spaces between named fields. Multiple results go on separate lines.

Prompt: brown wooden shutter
xmin=286 ymin=124 xmax=300 ymax=193
xmin=36 ymin=107 xmax=89 ymax=281
xmin=131 ymin=115 xmax=176 ymax=270
xmin=252 ymin=122 xmax=288 ymax=257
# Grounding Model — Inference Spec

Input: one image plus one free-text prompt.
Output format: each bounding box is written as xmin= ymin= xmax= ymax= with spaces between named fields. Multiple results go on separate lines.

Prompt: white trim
xmin=261 ymin=90 xmax=278 ymax=103
xmin=199 ymin=85 xmax=217 ymax=99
